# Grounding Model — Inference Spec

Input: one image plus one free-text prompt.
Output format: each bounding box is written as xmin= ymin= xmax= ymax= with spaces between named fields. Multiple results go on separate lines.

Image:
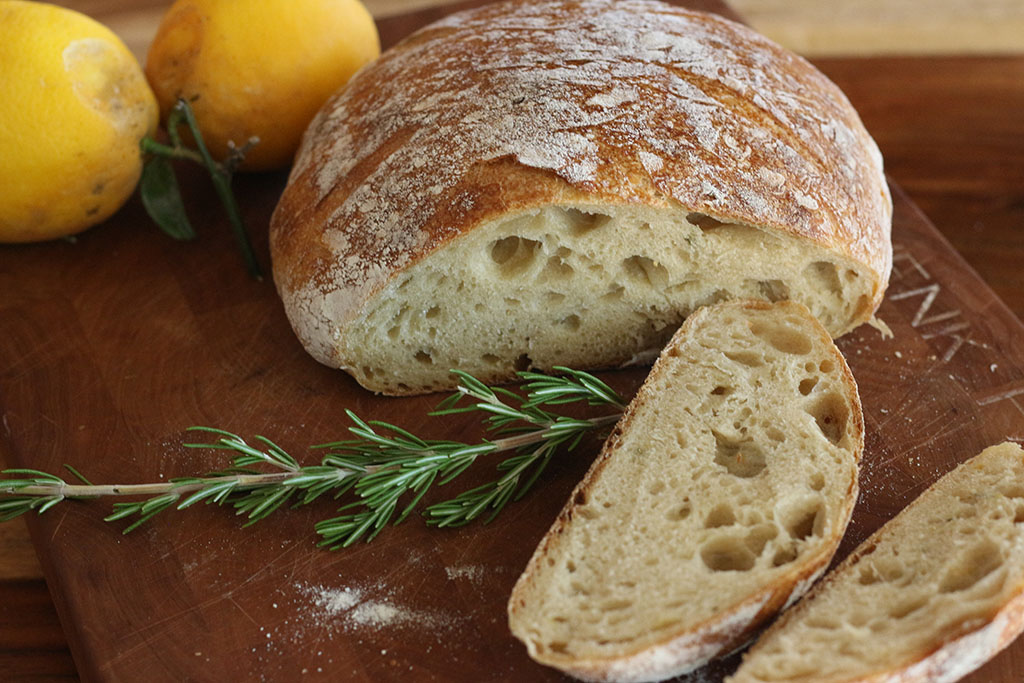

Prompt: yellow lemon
xmin=145 ymin=0 xmax=381 ymax=171
xmin=0 ymin=1 xmax=159 ymax=243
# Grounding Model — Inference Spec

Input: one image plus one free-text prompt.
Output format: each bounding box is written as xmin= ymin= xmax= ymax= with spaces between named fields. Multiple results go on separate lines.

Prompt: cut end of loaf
xmin=730 ymin=442 xmax=1024 ymax=683
xmin=270 ymin=0 xmax=892 ymax=396
xmin=507 ymin=300 xmax=864 ymax=682
xmin=338 ymin=206 xmax=877 ymax=394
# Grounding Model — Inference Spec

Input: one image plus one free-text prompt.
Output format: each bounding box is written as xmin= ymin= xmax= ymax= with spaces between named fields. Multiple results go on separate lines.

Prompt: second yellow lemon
xmin=145 ymin=0 xmax=380 ymax=171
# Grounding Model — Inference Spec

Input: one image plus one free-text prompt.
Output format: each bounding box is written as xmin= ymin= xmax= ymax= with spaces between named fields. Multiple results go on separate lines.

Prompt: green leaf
xmin=140 ymin=155 xmax=196 ymax=241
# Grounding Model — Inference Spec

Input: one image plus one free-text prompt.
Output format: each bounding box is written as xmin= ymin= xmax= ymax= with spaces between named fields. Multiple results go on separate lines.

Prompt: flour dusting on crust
xmin=273 ymin=0 xmax=891 ymax=357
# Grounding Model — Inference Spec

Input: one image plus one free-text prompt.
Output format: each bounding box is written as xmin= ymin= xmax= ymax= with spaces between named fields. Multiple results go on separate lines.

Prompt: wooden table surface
xmin=3 ymin=0 xmax=1024 ymax=680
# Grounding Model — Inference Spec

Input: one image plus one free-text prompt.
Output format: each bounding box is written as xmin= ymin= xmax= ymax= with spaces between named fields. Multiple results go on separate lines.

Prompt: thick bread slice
xmin=507 ymin=300 xmax=864 ymax=682
xmin=270 ymin=0 xmax=892 ymax=395
xmin=729 ymin=442 xmax=1024 ymax=683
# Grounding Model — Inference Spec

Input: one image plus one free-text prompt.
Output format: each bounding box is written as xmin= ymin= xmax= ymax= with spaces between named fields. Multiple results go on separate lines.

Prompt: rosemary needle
xmin=0 ymin=368 xmax=625 ymax=548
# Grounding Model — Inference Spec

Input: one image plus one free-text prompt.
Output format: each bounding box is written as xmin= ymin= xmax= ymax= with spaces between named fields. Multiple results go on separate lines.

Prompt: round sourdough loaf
xmin=270 ymin=0 xmax=892 ymax=395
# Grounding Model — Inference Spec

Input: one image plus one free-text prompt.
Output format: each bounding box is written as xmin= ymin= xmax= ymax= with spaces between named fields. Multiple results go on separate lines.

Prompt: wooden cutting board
xmin=3 ymin=1 xmax=1024 ymax=681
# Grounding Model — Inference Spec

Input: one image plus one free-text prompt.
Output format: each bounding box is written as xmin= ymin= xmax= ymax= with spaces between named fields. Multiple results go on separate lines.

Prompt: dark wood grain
xmin=813 ymin=55 xmax=1024 ymax=323
xmin=3 ymin=1 xmax=1024 ymax=682
xmin=0 ymin=581 xmax=78 ymax=680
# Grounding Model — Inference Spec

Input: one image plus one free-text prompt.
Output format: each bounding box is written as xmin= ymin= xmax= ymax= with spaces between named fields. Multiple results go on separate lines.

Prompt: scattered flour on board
xmin=444 ymin=564 xmax=485 ymax=584
xmin=292 ymin=581 xmax=460 ymax=639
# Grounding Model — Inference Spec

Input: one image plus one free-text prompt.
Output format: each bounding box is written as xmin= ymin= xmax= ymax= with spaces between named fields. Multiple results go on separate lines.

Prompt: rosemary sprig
xmin=139 ymin=97 xmax=263 ymax=279
xmin=0 ymin=368 xmax=625 ymax=548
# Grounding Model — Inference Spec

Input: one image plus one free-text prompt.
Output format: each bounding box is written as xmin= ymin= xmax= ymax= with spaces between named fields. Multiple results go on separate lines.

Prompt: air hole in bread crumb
xmin=701 ymin=537 xmax=756 ymax=572
xmin=888 ymin=596 xmax=929 ymax=619
xmin=750 ymin=320 xmax=813 ymax=355
xmin=772 ymin=546 xmax=798 ymax=567
xmin=782 ymin=499 xmax=824 ymax=541
xmin=621 ymin=255 xmax=668 ymax=288
xmin=807 ymin=392 xmax=848 ymax=445
xmin=999 ymin=483 xmax=1024 ymax=499
xmin=566 ymin=561 xmax=576 ymax=573
xmin=714 ymin=432 xmax=767 ymax=478
xmin=541 ymin=255 xmax=575 ymax=282
xmin=939 ymin=538 xmax=1002 ymax=593
xmin=387 ymin=326 xmax=400 ymax=339
xmin=805 ymin=261 xmax=843 ymax=296
xmin=565 ymin=208 xmax=611 ymax=235
xmin=809 ymin=471 xmax=825 ymax=491
xmin=819 ymin=359 xmax=835 ymax=373
xmin=514 ymin=353 xmax=532 ymax=371
xmin=600 ymin=599 xmax=633 ymax=612
xmin=745 ymin=524 xmax=778 ymax=556
xmin=875 ymin=557 xmax=907 ymax=584
xmin=548 ymin=641 xmax=569 ymax=654
xmin=425 ymin=306 xmax=440 ymax=319
xmin=666 ymin=498 xmax=691 ymax=521
xmin=481 ymin=353 xmax=500 ymax=365
xmin=858 ymin=566 xmax=881 ymax=585
xmin=651 ymin=618 xmax=680 ymax=632
xmin=601 ymin=284 xmax=624 ymax=301
xmin=1015 ymin=506 xmax=1024 ymax=524
xmin=710 ymin=385 xmax=732 ymax=396
xmin=757 ymin=279 xmax=791 ymax=302
xmin=725 ymin=350 xmax=765 ymax=367
xmin=648 ymin=480 xmax=666 ymax=495
xmin=559 ymin=314 xmax=581 ymax=330
xmin=414 ymin=351 xmax=433 ymax=365
xmin=766 ymin=426 xmax=786 ymax=442
xmin=687 ymin=212 xmax=725 ymax=230
xmin=489 ymin=236 xmax=541 ymax=275
xmin=806 ymin=616 xmax=840 ymax=631
xmin=705 ymin=504 xmax=736 ymax=528
xmin=546 ymin=291 xmax=565 ymax=304
xmin=799 ymin=377 xmax=818 ymax=395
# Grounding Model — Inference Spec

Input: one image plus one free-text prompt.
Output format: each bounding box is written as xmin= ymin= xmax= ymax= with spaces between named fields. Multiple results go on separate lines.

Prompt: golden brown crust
xmin=270 ymin=0 xmax=892 ymax=371
xmin=507 ymin=300 xmax=864 ymax=681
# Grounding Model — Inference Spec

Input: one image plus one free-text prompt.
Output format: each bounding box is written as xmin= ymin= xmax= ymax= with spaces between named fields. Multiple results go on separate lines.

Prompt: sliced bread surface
xmin=729 ymin=441 xmax=1024 ymax=683
xmin=507 ymin=300 xmax=864 ymax=682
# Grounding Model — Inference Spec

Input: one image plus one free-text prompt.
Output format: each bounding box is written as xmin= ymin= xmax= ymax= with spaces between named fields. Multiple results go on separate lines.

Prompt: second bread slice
xmin=508 ymin=300 xmax=864 ymax=682
xmin=729 ymin=441 xmax=1024 ymax=683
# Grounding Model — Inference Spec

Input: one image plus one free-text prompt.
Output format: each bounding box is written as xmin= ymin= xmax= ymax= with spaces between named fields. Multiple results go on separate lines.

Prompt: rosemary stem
xmin=6 ymin=472 xmax=298 ymax=500
xmin=486 ymin=413 xmax=621 ymax=451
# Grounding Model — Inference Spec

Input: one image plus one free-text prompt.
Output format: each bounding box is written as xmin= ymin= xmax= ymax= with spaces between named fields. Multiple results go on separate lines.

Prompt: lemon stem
xmin=172 ymin=99 xmax=262 ymax=280
xmin=140 ymin=98 xmax=263 ymax=280
xmin=140 ymin=138 xmax=203 ymax=165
